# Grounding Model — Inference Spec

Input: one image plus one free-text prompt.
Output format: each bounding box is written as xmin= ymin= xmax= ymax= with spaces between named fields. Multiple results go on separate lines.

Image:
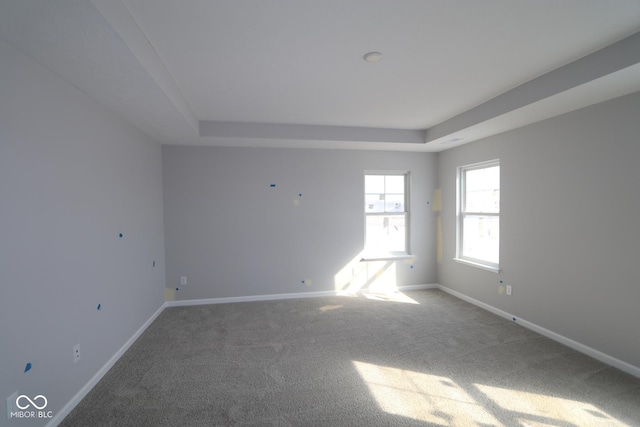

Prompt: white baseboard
xmin=47 ymin=303 xmax=166 ymax=427
xmin=165 ymin=284 xmax=439 ymax=307
xmin=397 ymin=284 xmax=439 ymax=291
xmin=437 ymin=284 xmax=640 ymax=379
xmin=165 ymin=290 xmax=339 ymax=307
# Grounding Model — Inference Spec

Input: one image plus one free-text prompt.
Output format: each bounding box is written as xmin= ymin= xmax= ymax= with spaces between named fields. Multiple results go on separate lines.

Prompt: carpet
xmin=61 ymin=289 xmax=640 ymax=426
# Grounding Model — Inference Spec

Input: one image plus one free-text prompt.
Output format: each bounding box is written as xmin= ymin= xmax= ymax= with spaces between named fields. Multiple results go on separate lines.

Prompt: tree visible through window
xmin=364 ymin=173 xmax=409 ymax=257
xmin=457 ymin=160 xmax=500 ymax=270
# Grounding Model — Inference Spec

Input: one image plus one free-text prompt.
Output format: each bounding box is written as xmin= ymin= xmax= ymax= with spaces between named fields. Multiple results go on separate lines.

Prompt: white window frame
xmin=362 ymin=171 xmax=411 ymax=260
xmin=455 ymin=160 xmax=500 ymax=272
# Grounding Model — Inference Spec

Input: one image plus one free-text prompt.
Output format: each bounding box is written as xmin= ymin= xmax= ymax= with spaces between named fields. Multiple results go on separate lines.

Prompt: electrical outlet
xmin=74 ymin=344 xmax=80 ymax=363
xmin=180 ymin=276 xmax=187 ymax=285
xmin=506 ymin=285 xmax=512 ymax=296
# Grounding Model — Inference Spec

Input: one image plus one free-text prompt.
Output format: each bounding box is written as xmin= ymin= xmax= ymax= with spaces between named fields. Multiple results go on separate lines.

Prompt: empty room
xmin=2 ymin=1 xmax=640 ymax=426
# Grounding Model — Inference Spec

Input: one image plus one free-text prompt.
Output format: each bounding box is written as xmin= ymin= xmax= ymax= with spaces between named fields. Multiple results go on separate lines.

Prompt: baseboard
xmin=47 ymin=303 xmax=166 ymax=427
xmin=166 ymin=285 xmax=439 ymax=307
xmin=397 ymin=284 xmax=439 ymax=291
xmin=437 ymin=284 xmax=640 ymax=379
xmin=165 ymin=290 xmax=340 ymax=307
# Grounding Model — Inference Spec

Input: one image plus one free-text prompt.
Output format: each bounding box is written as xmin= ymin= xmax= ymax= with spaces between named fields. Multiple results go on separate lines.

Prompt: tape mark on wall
xmin=436 ymin=216 xmax=443 ymax=264
xmin=432 ymin=189 xmax=442 ymax=212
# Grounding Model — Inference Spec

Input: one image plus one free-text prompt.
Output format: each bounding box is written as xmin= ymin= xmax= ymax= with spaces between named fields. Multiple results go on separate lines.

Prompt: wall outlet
xmin=506 ymin=285 xmax=512 ymax=296
xmin=180 ymin=276 xmax=187 ymax=285
xmin=74 ymin=344 xmax=80 ymax=363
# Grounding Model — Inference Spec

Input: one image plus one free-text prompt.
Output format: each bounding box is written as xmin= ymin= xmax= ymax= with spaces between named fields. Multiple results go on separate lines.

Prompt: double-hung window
xmin=364 ymin=172 xmax=409 ymax=258
xmin=456 ymin=160 xmax=500 ymax=271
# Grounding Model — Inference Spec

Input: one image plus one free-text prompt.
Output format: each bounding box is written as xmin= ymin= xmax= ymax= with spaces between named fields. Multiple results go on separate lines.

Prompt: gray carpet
xmin=61 ymin=289 xmax=640 ymax=426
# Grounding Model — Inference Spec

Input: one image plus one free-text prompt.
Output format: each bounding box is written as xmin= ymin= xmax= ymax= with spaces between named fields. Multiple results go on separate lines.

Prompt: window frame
xmin=455 ymin=160 xmax=500 ymax=272
xmin=362 ymin=171 xmax=411 ymax=260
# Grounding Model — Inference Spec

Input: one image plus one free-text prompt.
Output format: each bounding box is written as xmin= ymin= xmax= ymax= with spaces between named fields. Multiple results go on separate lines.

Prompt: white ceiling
xmin=2 ymin=0 xmax=640 ymax=151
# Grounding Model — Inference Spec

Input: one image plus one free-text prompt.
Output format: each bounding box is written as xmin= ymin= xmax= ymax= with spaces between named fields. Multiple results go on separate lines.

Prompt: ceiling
xmin=2 ymin=0 xmax=640 ymax=151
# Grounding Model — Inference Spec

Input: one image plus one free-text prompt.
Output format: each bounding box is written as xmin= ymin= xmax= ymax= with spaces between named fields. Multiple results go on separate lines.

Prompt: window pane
xmin=385 ymin=175 xmax=405 ymax=194
xmin=483 ymin=166 xmax=500 ymax=190
xmin=365 ymin=194 xmax=385 ymax=212
xmin=365 ymin=175 xmax=384 ymax=194
xmin=465 ymin=189 xmax=499 ymax=213
xmin=462 ymin=215 xmax=499 ymax=264
xmin=365 ymin=215 xmax=406 ymax=253
xmin=464 ymin=165 xmax=499 ymax=213
xmin=385 ymin=194 xmax=405 ymax=213
xmin=464 ymin=169 xmax=484 ymax=191
xmin=466 ymin=166 xmax=499 ymax=191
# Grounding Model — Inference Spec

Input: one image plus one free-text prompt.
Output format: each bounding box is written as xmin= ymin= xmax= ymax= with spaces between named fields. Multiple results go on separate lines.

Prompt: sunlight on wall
xmin=333 ymin=252 xmax=419 ymax=303
xmin=334 ymin=252 xmax=398 ymax=294
xmin=474 ymin=383 xmax=627 ymax=427
xmin=352 ymin=361 xmax=498 ymax=425
xmin=353 ymin=360 xmax=626 ymax=426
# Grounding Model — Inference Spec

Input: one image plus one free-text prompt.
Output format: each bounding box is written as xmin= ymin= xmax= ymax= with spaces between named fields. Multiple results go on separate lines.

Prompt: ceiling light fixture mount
xmin=363 ymin=52 xmax=383 ymax=62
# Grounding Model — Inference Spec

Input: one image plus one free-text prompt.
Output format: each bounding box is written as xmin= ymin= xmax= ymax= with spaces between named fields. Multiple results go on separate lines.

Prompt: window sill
xmin=361 ymin=254 xmax=413 ymax=262
xmin=453 ymin=258 xmax=500 ymax=273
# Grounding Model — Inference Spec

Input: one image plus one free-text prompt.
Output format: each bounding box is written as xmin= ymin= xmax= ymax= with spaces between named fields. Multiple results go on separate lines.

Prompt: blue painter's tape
xmin=512 ymin=317 xmax=517 ymax=322
xmin=24 ymin=363 xmax=32 ymax=373
xmin=119 ymin=233 xmax=124 ymax=238
xmin=270 ymin=184 xmax=276 ymax=187
xmin=97 ymin=303 xmax=101 ymax=310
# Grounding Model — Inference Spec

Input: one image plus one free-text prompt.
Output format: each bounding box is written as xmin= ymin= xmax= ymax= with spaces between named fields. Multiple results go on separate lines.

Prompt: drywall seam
xmin=46 ymin=303 xmax=167 ymax=427
xmin=165 ymin=284 xmax=438 ymax=307
xmin=437 ymin=285 xmax=640 ymax=379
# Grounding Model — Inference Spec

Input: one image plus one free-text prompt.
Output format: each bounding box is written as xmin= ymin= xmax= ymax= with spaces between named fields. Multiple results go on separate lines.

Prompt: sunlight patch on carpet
xmin=335 ymin=290 xmax=420 ymax=304
xmin=352 ymin=361 xmax=497 ymax=425
xmin=360 ymin=291 xmax=419 ymax=304
xmin=353 ymin=359 xmax=628 ymax=426
xmin=474 ymin=383 xmax=627 ymax=427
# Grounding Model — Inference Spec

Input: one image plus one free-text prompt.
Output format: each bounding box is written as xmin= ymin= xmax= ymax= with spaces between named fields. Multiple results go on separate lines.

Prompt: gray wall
xmin=163 ymin=146 xmax=437 ymax=300
xmin=437 ymin=91 xmax=640 ymax=369
xmin=3 ymin=23 xmax=638 ymax=423
xmin=0 ymin=39 xmax=165 ymax=425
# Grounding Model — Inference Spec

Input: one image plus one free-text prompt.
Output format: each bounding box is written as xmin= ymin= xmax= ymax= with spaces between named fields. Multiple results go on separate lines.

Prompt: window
xmin=364 ymin=172 xmax=409 ymax=258
xmin=456 ymin=160 xmax=500 ymax=271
